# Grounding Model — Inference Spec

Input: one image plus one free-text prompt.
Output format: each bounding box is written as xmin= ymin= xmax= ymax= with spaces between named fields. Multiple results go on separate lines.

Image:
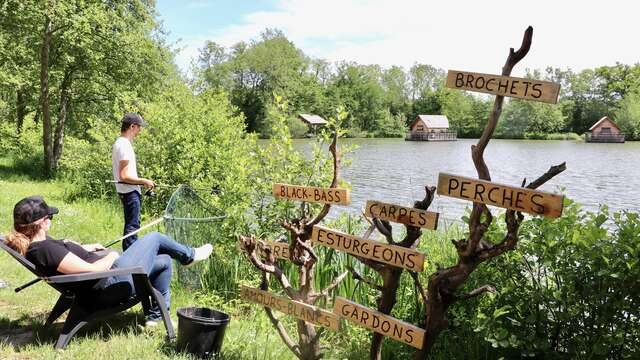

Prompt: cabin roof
xmin=298 ymin=114 xmax=327 ymax=125
xmin=589 ymin=116 xmax=621 ymax=131
xmin=410 ymin=115 xmax=450 ymax=129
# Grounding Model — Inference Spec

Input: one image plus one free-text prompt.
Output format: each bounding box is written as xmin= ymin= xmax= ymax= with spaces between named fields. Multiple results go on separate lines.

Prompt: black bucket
xmin=176 ymin=307 xmax=230 ymax=358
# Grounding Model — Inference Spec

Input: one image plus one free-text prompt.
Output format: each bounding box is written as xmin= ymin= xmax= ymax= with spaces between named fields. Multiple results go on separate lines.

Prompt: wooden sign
xmin=437 ymin=173 xmax=564 ymax=218
xmin=311 ymin=225 xmax=425 ymax=271
xmin=272 ymin=183 xmax=350 ymax=205
xmin=365 ymin=200 xmax=439 ymax=230
xmin=240 ymin=286 xmax=340 ymax=331
xmin=238 ymin=238 xmax=291 ymax=260
xmin=333 ymin=297 xmax=425 ymax=349
xmin=445 ymin=70 xmax=560 ymax=104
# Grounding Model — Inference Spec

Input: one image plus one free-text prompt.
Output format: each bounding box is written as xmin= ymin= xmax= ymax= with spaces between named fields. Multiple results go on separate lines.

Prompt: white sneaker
xmin=185 ymin=244 xmax=213 ymax=267
xmin=142 ymin=318 xmax=177 ymax=329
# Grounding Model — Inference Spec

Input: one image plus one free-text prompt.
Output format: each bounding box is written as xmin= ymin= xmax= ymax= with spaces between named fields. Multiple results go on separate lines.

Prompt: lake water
xmin=291 ymin=138 xmax=640 ymax=225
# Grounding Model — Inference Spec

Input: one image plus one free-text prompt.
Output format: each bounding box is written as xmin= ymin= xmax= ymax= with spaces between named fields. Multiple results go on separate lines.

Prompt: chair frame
xmin=0 ymin=239 xmax=175 ymax=349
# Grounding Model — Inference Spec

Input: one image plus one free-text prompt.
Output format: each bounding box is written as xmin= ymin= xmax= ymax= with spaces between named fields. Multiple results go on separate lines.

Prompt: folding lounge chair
xmin=0 ymin=238 xmax=175 ymax=349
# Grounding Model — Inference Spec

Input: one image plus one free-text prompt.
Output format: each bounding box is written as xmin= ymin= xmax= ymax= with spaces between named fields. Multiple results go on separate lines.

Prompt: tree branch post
xmin=414 ymin=26 xmax=566 ymax=359
xmin=240 ymin=130 xmax=346 ymax=360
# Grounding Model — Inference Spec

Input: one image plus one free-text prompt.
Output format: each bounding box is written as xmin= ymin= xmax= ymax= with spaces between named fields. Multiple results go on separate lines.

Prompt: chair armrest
xmin=44 ymin=266 xmax=146 ymax=284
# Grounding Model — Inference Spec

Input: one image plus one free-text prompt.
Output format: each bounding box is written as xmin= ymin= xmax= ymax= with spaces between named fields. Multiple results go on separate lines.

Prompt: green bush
xmin=0 ymin=121 xmax=45 ymax=178
xmin=58 ymin=119 xmax=116 ymax=199
xmin=472 ymin=201 xmax=640 ymax=359
xmin=0 ymin=122 xmax=40 ymax=160
xmin=523 ymin=132 xmax=581 ymax=140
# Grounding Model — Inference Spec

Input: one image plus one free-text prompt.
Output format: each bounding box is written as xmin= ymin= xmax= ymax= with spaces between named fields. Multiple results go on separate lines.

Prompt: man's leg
xmin=119 ymin=191 xmax=141 ymax=250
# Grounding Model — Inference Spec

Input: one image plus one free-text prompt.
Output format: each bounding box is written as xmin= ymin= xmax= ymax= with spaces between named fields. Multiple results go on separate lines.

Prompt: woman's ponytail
xmin=3 ymin=223 xmax=41 ymax=256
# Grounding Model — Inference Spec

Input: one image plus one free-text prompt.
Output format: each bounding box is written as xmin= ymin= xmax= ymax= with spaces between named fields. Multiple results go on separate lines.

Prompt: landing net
xmin=163 ymin=184 xmax=226 ymax=289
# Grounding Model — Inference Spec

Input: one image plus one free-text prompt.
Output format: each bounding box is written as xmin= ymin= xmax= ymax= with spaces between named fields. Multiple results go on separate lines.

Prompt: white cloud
xmin=172 ymin=37 xmax=209 ymax=75
xmin=175 ymin=0 xmax=640 ymax=75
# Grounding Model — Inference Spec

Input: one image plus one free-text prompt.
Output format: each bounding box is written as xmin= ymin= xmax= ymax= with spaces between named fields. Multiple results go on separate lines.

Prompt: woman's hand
xmin=83 ymin=243 xmax=106 ymax=252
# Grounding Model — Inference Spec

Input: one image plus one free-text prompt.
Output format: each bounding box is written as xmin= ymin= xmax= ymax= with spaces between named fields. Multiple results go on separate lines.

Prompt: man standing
xmin=112 ymin=113 xmax=155 ymax=250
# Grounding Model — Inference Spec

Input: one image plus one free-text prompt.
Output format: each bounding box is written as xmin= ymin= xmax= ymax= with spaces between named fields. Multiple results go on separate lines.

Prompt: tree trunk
xmin=297 ymin=321 xmax=321 ymax=360
xmin=413 ymin=260 xmax=477 ymax=359
xmin=39 ymin=4 xmax=54 ymax=176
xmin=16 ymin=88 xmax=26 ymax=133
xmin=297 ymin=260 xmax=322 ymax=360
xmin=53 ymin=69 xmax=73 ymax=168
xmin=370 ymin=268 xmax=402 ymax=360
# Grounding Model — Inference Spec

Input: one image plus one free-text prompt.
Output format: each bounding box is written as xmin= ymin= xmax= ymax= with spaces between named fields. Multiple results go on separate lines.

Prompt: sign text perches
xmin=272 ymin=183 xmax=350 ymax=205
xmin=437 ymin=173 xmax=564 ymax=218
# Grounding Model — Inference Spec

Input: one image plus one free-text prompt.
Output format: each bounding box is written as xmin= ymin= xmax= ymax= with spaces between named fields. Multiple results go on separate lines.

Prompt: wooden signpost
xmin=238 ymin=238 xmax=291 ymax=260
xmin=272 ymin=183 xmax=350 ymax=205
xmin=311 ymin=225 xmax=425 ymax=271
xmin=365 ymin=200 xmax=439 ymax=230
xmin=240 ymin=285 xmax=341 ymax=331
xmin=445 ymin=70 xmax=561 ymax=104
xmin=333 ymin=297 xmax=425 ymax=349
xmin=437 ymin=173 xmax=564 ymax=218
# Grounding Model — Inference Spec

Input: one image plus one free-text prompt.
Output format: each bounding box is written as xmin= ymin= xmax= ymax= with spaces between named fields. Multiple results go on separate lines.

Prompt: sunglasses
xmin=47 ymin=214 xmax=54 ymax=220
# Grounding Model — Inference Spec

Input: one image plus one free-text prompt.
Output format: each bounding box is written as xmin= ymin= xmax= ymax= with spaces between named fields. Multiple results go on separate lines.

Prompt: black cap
xmin=121 ymin=113 xmax=148 ymax=127
xmin=13 ymin=196 xmax=59 ymax=226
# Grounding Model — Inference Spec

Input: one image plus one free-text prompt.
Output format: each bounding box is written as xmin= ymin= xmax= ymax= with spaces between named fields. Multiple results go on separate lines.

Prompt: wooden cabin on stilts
xmin=405 ymin=115 xmax=457 ymax=141
xmin=298 ymin=114 xmax=327 ymax=136
xmin=585 ymin=116 xmax=625 ymax=143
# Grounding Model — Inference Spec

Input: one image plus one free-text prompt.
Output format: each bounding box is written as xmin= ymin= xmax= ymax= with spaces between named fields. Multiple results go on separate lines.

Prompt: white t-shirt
xmin=111 ymin=136 xmax=141 ymax=194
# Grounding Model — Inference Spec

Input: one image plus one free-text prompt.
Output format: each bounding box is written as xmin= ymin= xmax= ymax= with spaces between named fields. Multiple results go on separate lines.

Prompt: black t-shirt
xmin=26 ymin=236 xmax=102 ymax=277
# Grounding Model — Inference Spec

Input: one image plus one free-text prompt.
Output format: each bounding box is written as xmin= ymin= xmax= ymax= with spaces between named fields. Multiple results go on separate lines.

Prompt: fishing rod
xmin=14 ymin=217 xmax=166 ymax=293
xmin=103 ymin=216 xmax=166 ymax=248
xmin=105 ymin=180 xmax=221 ymax=195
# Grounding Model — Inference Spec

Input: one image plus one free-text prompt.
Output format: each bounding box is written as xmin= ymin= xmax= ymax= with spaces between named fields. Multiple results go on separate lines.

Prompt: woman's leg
xmin=150 ymin=232 xmax=196 ymax=265
xmin=99 ymin=232 xmax=190 ymax=291
xmin=115 ymin=231 xmax=195 ymax=268
xmin=96 ymin=232 xmax=201 ymax=314
xmin=146 ymin=254 xmax=172 ymax=320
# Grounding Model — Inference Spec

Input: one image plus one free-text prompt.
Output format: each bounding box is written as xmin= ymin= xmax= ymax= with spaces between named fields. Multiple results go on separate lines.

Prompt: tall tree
xmin=408 ymin=64 xmax=445 ymax=101
xmin=197 ymin=29 xmax=311 ymax=133
xmin=39 ymin=0 xmax=54 ymax=175
xmin=498 ymin=99 xmax=565 ymax=138
xmin=615 ymin=90 xmax=640 ymax=140
xmin=0 ymin=0 xmax=42 ymax=132
xmin=29 ymin=0 xmax=171 ymax=174
xmin=327 ymin=62 xmax=387 ymax=133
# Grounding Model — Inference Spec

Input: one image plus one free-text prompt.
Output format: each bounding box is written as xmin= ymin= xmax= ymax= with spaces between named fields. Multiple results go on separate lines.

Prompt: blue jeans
xmin=119 ymin=191 xmax=141 ymax=250
xmin=98 ymin=232 xmax=195 ymax=320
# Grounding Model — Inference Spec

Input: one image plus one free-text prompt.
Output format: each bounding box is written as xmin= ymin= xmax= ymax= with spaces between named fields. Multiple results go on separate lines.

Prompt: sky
xmin=156 ymin=0 xmax=640 ymax=77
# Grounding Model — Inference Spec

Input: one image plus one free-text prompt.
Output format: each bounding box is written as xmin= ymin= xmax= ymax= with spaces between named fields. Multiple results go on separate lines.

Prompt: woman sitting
xmin=3 ymin=195 xmax=213 ymax=326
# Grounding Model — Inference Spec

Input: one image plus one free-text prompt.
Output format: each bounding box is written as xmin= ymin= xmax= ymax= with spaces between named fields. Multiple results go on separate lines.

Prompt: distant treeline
xmin=193 ymin=29 xmax=640 ymax=140
xmin=1 ymin=0 xmax=640 ymax=176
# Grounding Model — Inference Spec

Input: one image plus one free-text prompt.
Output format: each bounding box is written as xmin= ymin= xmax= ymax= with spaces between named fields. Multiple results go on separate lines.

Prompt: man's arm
xmin=118 ymin=160 xmax=155 ymax=188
